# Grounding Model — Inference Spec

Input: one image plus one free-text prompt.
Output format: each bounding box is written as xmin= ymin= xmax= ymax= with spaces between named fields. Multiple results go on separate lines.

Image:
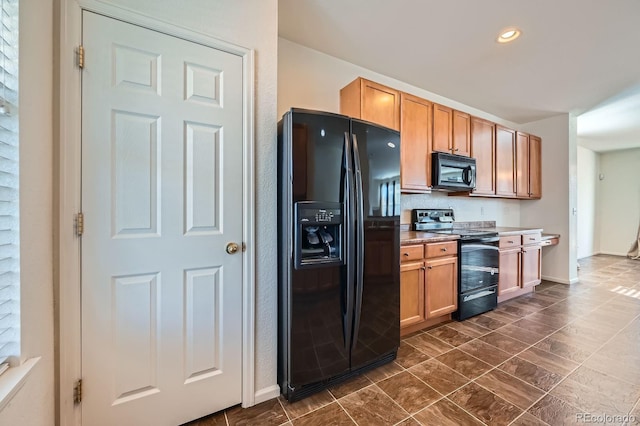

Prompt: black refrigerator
xmin=277 ymin=108 xmax=401 ymax=401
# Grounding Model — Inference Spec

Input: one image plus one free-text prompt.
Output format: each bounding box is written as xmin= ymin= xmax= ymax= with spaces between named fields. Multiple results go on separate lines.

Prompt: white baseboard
xmin=542 ymin=275 xmax=578 ymax=285
xmin=598 ymin=251 xmax=629 ymax=257
xmin=253 ymin=384 xmax=280 ymax=405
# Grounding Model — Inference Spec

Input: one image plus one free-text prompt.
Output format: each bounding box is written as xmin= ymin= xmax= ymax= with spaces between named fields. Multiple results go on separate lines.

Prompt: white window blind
xmin=0 ymin=0 xmax=19 ymax=368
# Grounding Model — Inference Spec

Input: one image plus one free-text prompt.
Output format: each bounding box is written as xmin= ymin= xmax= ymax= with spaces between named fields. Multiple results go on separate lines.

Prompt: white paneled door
xmin=81 ymin=12 xmax=244 ymax=426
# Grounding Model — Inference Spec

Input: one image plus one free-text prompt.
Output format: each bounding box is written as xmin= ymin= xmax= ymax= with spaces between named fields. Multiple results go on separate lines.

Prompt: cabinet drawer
xmin=425 ymin=241 xmax=457 ymax=258
xmin=499 ymin=235 xmax=521 ymax=248
xmin=401 ymin=244 xmax=424 ymax=261
xmin=522 ymin=233 xmax=541 ymax=245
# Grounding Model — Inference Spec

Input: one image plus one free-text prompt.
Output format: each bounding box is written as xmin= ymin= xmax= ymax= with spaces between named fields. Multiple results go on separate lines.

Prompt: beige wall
xmin=0 ymin=0 xmax=56 ymax=425
xmin=577 ymin=145 xmax=600 ymax=259
xmin=85 ymin=0 xmax=280 ymax=398
xmin=279 ymin=38 xmax=578 ymax=283
xmin=1 ymin=1 xmax=278 ymax=424
xmin=598 ymin=148 xmax=640 ymax=256
xmin=278 ymin=37 xmax=522 ymax=227
xmin=521 ymin=114 xmax=578 ymax=284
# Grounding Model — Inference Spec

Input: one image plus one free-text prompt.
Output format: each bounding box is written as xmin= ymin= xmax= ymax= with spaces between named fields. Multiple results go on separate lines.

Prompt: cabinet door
xmin=452 ymin=110 xmax=471 ymax=157
xmin=521 ymin=245 xmax=542 ymax=288
xmin=400 ymin=261 xmax=425 ymax=328
xmin=498 ymin=247 xmax=521 ymax=295
xmin=516 ymin=132 xmax=530 ymax=198
xmin=425 ymin=256 xmax=458 ymax=318
xmin=496 ymin=125 xmax=516 ymax=197
xmin=432 ymin=104 xmax=453 ymax=154
xmin=400 ymin=93 xmax=432 ymax=191
xmin=470 ymin=117 xmax=495 ymax=196
xmin=361 ymin=79 xmax=400 ymax=131
xmin=529 ymin=135 xmax=542 ymax=198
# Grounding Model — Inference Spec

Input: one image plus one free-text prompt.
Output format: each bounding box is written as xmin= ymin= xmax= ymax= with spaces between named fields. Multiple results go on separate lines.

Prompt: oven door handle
xmin=461 ymin=243 xmax=500 ymax=252
xmin=462 ymin=287 xmax=497 ymax=302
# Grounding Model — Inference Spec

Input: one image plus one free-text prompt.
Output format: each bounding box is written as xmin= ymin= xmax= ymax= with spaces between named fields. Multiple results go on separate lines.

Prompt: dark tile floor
xmin=188 ymin=255 xmax=640 ymax=425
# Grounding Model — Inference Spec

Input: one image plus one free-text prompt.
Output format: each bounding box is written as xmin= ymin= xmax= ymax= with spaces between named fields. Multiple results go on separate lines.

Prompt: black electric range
xmin=412 ymin=209 xmax=499 ymax=320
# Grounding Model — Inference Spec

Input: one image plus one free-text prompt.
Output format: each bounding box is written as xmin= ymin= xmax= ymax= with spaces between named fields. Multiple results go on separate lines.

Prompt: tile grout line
xmin=277 ymin=389 xmax=346 ymax=423
xmin=275 ymin=396 xmax=293 ymax=424
xmin=505 ymin=270 xmax=640 ymax=422
xmin=403 ymin=267 xmax=634 ymax=424
xmin=332 ymin=394 xmax=359 ymax=426
xmin=437 ymin=283 xmax=596 ymax=423
xmin=277 ymin=257 xmax=639 ymax=426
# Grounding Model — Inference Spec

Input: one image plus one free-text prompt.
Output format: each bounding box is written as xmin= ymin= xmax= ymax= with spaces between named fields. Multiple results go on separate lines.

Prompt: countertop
xmin=400 ymin=231 xmax=460 ymax=245
xmin=476 ymin=226 xmax=543 ymax=236
xmin=400 ymin=226 xmax=550 ymax=245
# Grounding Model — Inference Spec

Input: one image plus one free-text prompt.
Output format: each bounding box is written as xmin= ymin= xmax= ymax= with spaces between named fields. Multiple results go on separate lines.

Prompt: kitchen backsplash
xmin=400 ymin=191 xmax=521 ymax=226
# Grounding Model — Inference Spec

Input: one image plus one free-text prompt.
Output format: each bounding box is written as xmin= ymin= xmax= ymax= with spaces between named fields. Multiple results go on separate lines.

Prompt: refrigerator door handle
xmin=351 ymin=133 xmax=365 ymax=351
xmin=343 ymin=132 xmax=355 ymax=353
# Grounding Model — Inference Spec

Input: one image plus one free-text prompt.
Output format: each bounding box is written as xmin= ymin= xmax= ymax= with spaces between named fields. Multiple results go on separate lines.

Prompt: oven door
xmin=459 ymin=242 xmax=499 ymax=294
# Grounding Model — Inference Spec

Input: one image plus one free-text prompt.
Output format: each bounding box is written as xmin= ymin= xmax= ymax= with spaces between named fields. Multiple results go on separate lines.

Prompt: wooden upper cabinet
xmin=452 ymin=110 xmax=471 ymax=157
xmin=495 ymin=125 xmax=516 ymax=197
xmin=340 ymin=77 xmax=543 ymax=200
xmin=400 ymin=93 xmax=432 ymax=192
xmin=516 ymin=132 xmax=530 ymax=198
xmin=515 ymin=132 xmax=542 ymax=199
xmin=529 ymin=135 xmax=542 ymax=198
xmin=470 ymin=117 xmax=495 ymax=196
xmin=340 ymin=77 xmax=400 ymax=131
xmin=432 ymin=104 xmax=453 ymax=153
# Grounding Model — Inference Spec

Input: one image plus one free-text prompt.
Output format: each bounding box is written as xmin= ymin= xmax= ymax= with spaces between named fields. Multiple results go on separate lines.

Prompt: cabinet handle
xmin=427 ymin=266 xmax=433 ymax=269
xmin=403 ymin=252 xmax=409 ymax=257
xmin=454 ymin=148 xmax=459 ymax=152
xmin=441 ymin=247 xmax=447 ymax=252
xmin=508 ymin=240 xmax=514 ymax=244
xmin=529 ymin=237 xmax=535 ymax=241
xmin=420 ymin=266 xmax=426 ymax=270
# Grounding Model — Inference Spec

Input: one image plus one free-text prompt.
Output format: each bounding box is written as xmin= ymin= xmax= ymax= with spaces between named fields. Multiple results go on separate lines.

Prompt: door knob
xmin=226 ymin=242 xmax=239 ymax=255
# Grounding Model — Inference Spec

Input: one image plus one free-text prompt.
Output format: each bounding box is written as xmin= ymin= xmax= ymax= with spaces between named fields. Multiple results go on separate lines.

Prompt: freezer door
xmin=278 ymin=109 xmax=352 ymax=398
xmin=349 ymin=120 xmax=401 ymax=369
xmin=287 ymin=265 xmax=351 ymax=390
xmin=290 ymin=109 xmax=351 ymax=204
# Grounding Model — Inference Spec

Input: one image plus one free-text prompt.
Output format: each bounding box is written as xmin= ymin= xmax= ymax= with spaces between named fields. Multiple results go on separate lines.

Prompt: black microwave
xmin=432 ymin=152 xmax=476 ymax=191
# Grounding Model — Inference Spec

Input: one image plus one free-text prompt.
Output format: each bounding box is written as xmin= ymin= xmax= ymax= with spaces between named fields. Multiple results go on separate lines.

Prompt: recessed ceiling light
xmin=497 ymin=27 xmax=521 ymax=43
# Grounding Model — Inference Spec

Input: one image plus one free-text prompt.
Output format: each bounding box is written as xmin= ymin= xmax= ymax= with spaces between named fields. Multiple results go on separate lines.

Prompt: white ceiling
xmin=279 ymin=0 xmax=640 ymax=152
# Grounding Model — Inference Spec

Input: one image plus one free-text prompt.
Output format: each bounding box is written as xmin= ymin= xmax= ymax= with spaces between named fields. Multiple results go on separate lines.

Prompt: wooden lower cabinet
xmin=425 ymin=256 xmax=458 ymax=317
xmin=400 ymin=261 xmax=425 ymax=328
xmin=521 ymin=245 xmax=542 ymax=287
xmin=498 ymin=247 xmax=521 ymax=296
xmin=400 ymin=241 xmax=458 ymax=335
xmin=498 ymin=232 xmax=542 ymax=299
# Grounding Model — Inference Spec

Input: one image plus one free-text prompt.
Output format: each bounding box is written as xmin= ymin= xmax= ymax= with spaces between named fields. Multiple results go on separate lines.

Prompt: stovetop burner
xmin=411 ymin=208 xmax=498 ymax=241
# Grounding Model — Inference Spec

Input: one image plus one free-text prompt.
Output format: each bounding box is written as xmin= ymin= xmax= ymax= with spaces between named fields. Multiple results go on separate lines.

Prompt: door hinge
xmin=77 ymin=45 xmax=85 ymax=69
xmin=73 ymin=379 xmax=82 ymax=404
xmin=76 ymin=212 xmax=84 ymax=236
